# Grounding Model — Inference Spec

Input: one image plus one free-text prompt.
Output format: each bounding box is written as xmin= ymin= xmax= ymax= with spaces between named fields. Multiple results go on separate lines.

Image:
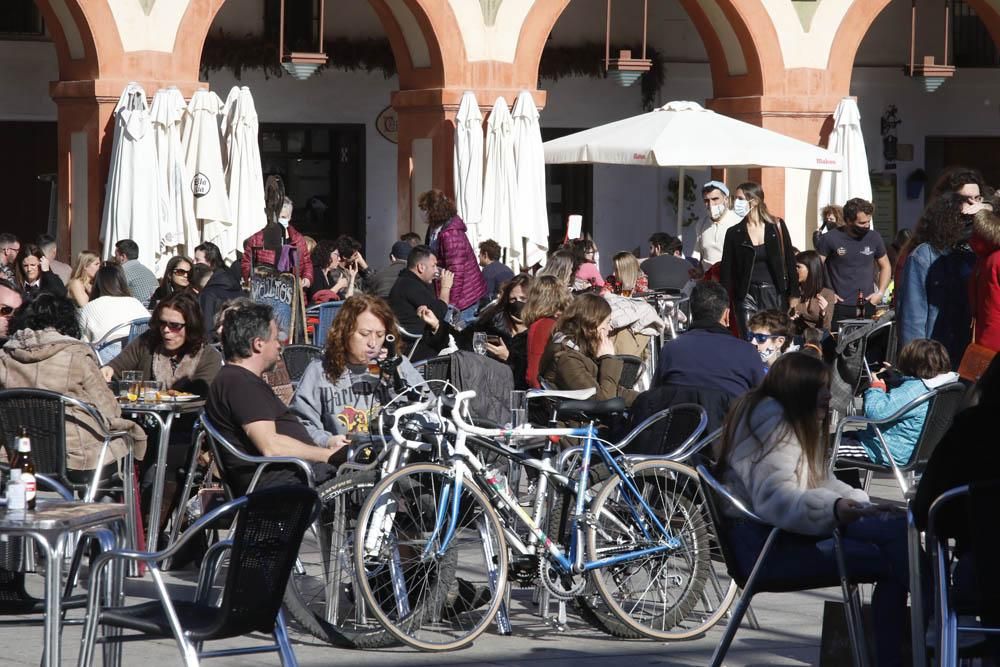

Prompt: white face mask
xmin=277 ymin=217 xmax=290 ymax=228
xmin=709 ymin=204 xmax=727 ymax=221
xmin=733 ymin=199 xmax=750 ymax=218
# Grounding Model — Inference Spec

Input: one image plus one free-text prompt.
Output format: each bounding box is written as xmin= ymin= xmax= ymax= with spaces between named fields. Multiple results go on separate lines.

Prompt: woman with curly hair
xmin=290 ymin=294 xmax=423 ymax=455
xmin=898 ymin=191 xmax=977 ymax=364
xmin=419 ymin=188 xmax=486 ymax=321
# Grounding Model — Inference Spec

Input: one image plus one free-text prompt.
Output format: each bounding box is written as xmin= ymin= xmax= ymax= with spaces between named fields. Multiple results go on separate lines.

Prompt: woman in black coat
xmin=15 ymin=243 xmax=67 ymax=300
xmin=720 ymin=182 xmax=796 ymax=338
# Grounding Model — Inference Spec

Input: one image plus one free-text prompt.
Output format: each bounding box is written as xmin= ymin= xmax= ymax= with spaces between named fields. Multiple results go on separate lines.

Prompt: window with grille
xmin=952 ymin=0 xmax=1000 ymax=68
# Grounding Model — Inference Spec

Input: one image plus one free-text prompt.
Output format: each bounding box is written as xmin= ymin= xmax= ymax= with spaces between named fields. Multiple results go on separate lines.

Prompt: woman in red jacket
xmin=419 ymin=189 xmax=486 ymax=322
xmin=522 ymin=275 xmax=572 ymax=388
xmin=970 ymin=204 xmax=1000 ymax=351
xmin=241 ymin=177 xmax=313 ymax=287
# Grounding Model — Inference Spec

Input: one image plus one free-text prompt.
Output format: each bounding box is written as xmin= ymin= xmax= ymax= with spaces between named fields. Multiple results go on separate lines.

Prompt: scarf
xmin=151 ymin=345 xmax=205 ymax=387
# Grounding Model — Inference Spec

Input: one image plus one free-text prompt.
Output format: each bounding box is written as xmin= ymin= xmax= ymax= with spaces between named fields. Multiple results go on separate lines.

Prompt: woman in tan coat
xmin=0 ymin=293 xmax=145 ymax=485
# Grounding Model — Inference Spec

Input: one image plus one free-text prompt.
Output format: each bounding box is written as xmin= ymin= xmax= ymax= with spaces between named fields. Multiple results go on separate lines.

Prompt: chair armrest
xmin=194 ymin=539 xmax=233 ymax=604
xmin=695 ymin=464 xmax=768 ymax=525
xmin=246 ymin=457 xmax=316 ymax=492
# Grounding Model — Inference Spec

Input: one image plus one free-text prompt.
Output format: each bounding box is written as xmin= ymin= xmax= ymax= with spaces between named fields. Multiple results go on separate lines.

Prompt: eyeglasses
xmin=968 ymin=195 xmax=984 ymax=203
xmin=172 ymin=268 xmax=190 ymax=277
xmin=0 ymin=305 xmax=14 ymax=317
xmin=160 ymin=321 xmax=186 ymax=332
xmin=745 ymin=333 xmax=777 ymax=344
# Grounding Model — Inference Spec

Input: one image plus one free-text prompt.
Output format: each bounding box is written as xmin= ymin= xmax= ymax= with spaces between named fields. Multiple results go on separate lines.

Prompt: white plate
xmin=164 ymin=394 xmax=201 ymax=402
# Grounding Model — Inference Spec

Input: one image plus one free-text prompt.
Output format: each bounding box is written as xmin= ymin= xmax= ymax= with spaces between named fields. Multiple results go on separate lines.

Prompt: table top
xmin=119 ymin=398 xmax=205 ymax=414
xmin=0 ymin=501 xmax=127 ymax=532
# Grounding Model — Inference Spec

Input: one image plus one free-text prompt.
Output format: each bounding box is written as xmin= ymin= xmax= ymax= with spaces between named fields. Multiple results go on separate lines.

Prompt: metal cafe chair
xmin=695 ymin=464 xmax=871 ymax=667
xmin=312 ymin=301 xmax=343 ymax=347
xmin=78 ymin=486 xmax=319 ymax=667
xmin=90 ymin=317 xmax=150 ymax=365
xmin=280 ymin=344 xmax=322 ymax=385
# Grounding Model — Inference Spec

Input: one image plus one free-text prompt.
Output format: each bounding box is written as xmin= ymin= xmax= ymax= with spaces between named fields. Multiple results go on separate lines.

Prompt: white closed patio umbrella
xmin=181 ymin=89 xmax=232 ymax=260
xmin=481 ymin=98 xmax=517 ymax=256
xmin=543 ymin=101 xmax=843 ymax=237
xmin=100 ymin=82 xmax=165 ymax=267
xmin=453 ymin=91 xmax=484 ymax=249
xmin=511 ymin=90 xmax=549 ymax=270
xmin=150 ymin=86 xmax=195 ymax=272
xmin=816 ymin=97 xmax=872 ymax=218
xmin=222 ymin=86 xmax=267 ymax=257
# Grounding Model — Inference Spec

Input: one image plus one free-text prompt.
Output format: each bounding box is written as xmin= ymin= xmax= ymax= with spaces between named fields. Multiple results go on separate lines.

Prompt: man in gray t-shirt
xmin=815 ymin=198 xmax=890 ymax=325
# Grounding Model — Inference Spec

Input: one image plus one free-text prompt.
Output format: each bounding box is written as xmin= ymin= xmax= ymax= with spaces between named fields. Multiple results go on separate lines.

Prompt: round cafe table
xmin=119 ymin=397 xmax=205 ymax=553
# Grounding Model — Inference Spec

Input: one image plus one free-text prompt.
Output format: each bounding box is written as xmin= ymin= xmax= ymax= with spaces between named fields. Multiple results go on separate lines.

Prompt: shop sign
xmin=376 ymin=106 xmax=398 ymax=144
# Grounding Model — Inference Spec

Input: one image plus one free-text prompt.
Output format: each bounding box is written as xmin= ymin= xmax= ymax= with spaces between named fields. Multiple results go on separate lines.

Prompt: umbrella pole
xmin=676 ymin=167 xmax=685 ymax=241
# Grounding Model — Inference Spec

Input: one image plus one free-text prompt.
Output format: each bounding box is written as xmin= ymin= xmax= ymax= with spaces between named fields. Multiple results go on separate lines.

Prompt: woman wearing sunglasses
xmin=148 ymin=255 xmax=193 ymax=311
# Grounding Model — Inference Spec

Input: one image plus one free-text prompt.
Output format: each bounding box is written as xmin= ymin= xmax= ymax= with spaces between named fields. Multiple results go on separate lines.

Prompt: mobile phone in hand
xmin=486 ymin=335 xmax=502 ymax=346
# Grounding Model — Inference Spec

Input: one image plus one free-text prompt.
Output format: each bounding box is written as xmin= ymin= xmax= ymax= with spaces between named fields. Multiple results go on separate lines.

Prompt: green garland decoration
xmin=201 ymin=33 xmax=665 ymax=108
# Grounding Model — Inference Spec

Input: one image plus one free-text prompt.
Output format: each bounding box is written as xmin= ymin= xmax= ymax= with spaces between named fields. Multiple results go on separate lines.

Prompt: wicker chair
xmin=280 ymin=344 xmax=322 ymax=384
xmin=78 ymin=486 xmax=319 ymax=667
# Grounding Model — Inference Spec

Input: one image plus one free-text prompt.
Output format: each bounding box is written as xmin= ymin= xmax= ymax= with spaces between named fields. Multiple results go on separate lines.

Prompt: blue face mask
xmin=733 ymin=199 xmax=750 ymax=218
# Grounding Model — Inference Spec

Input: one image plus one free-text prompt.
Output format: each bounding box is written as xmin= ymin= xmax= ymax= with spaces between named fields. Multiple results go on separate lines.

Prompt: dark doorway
xmin=0 ymin=121 xmax=57 ymax=244
xmin=925 ymin=136 xmax=1000 ymax=198
xmin=542 ymin=128 xmax=593 ymax=249
xmin=260 ymin=123 xmax=366 ymax=248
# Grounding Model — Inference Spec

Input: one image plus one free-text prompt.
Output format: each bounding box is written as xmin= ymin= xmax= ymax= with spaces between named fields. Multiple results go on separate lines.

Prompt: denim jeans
xmin=728 ymin=514 xmax=910 ymax=666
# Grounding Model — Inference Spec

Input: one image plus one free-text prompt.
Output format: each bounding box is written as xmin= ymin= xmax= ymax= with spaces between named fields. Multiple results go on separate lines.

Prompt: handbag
xmin=958 ymin=342 xmax=997 ymax=382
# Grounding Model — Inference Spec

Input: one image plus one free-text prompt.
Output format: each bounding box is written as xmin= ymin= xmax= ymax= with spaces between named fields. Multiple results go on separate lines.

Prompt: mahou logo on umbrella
xmin=191 ymin=173 xmax=211 ymax=198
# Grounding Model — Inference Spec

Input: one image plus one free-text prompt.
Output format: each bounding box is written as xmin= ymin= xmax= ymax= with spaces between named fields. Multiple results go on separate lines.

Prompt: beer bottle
xmin=11 ymin=427 xmax=36 ymax=510
xmin=855 ymin=290 xmax=865 ymax=319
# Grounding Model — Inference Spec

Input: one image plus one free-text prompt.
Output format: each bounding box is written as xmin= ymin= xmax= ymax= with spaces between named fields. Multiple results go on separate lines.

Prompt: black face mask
xmin=847 ymin=224 xmax=869 ymax=239
xmin=507 ymin=300 xmax=526 ymax=320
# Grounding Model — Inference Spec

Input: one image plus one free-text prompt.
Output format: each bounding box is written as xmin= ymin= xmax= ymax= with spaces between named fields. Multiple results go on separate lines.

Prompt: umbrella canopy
xmin=543 ymin=101 xmax=843 ymax=172
xmin=150 ymin=86 xmax=195 ymax=273
xmin=511 ymin=91 xmax=549 ymax=270
xmin=99 ymin=82 xmax=165 ymax=267
xmin=480 ymin=98 xmax=517 ymax=254
xmin=453 ymin=91 xmax=484 ymax=249
xmin=816 ymin=97 xmax=872 ymax=213
xmin=222 ymin=86 xmax=267 ymax=258
xmin=181 ymin=90 xmax=232 ymax=260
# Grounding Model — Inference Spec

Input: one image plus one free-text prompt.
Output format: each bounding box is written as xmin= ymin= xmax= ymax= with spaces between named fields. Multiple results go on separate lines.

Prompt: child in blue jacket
xmin=856 ymin=339 xmax=958 ymax=466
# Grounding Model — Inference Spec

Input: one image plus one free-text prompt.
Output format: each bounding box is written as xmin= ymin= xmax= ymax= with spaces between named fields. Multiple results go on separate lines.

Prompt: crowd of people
xmin=0 ymin=165 xmax=996 ymax=664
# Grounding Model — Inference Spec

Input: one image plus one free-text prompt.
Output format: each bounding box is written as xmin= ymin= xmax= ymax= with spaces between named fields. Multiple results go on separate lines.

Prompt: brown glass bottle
xmin=10 ymin=427 xmax=36 ymax=509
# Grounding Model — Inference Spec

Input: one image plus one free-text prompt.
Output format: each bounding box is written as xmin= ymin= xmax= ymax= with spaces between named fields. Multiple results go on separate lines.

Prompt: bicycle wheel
xmin=585 ymin=459 xmax=736 ymax=640
xmin=353 ymin=463 xmax=508 ymax=651
xmin=283 ymin=470 xmax=396 ymax=648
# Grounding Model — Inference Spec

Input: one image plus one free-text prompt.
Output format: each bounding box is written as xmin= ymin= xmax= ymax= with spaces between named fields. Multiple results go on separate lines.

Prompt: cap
xmin=702 ymin=180 xmax=730 ymax=197
xmin=391 ymin=240 xmax=412 ymax=260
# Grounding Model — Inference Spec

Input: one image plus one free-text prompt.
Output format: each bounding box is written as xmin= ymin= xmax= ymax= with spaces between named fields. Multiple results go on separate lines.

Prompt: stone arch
xmin=512 ymin=0 xmax=786 ymax=101
xmin=33 ymin=0 xmax=102 ymax=81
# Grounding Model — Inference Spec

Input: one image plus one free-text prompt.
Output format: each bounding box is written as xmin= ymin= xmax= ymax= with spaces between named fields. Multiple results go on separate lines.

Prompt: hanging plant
xmin=201 ymin=33 xmax=665 ymax=108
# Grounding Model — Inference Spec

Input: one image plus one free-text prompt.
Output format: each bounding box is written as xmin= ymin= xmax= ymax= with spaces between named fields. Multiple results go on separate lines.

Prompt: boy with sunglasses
xmin=0 ymin=279 xmax=22 ymax=341
xmin=746 ymin=310 xmax=793 ymax=370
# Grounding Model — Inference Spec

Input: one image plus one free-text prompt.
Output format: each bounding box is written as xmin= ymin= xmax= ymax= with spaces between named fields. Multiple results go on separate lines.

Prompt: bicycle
xmin=351 ymin=389 xmax=729 ymax=650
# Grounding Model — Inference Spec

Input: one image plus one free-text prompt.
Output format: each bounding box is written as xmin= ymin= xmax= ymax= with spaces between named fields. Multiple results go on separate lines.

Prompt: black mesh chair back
xmin=614 ymin=355 xmax=644 ymax=388
xmin=621 ymin=403 xmax=707 ymax=456
xmin=413 ymin=354 xmax=451 ymax=394
xmin=281 ymin=344 xmax=322 ymax=383
xmin=199 ymin=416 xmax=239 ymax=501
xmin=911 ymin=382 xmax=965 ymax=469
xmin=0 ymin=389 xmax=74 ymax=492
xmin=204 ymin=485 xmax=318 ymax=639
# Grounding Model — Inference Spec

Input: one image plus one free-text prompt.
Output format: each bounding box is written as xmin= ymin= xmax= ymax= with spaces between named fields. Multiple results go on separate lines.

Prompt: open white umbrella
xmin=544 ymin=101 xmax=843 ymax=237
xmin=181 ymin=90 xmax=232 ymax=260
xmin=99 ymin=82 xmax=165 ymax=267
xmin=222 ymin=86 xmax=267 ymax=257
xmin=816 ymin=97 xmax=872 ymax=217
xmin=511 ymin=90 xmax=549 ymax=270
xmin=150 ymin=86 xmax=194 ymax=272
xmin=453 ymin=91 xmax=483 ymax=249
xmin=481 ymin=98 xmax=517 ymax=256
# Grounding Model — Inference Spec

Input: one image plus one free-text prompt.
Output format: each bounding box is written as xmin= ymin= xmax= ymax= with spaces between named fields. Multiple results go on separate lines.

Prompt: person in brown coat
xmin=539 ymin=292 xmax=638 ymax=406
xmin=0 ymin=293 xmax=146 ymax=484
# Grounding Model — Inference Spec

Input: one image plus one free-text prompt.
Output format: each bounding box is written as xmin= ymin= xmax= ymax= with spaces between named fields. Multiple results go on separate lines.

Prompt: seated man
xmin=641 ymin=281 xmax=764 ymax=434
xmin=206 ymin=303 xmax=338 ymax=496
xmin=746 ymin=309 xmax=793 ymax=370
xmin=640 ymin=232 xmax=697 ymax=292
xmin=388 ymin=245 xmax=454 ymax=360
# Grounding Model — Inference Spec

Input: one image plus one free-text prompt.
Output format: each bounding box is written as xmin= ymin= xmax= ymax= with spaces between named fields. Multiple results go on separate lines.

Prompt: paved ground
xmin=2 ymin=476 xmax=902 ymax=666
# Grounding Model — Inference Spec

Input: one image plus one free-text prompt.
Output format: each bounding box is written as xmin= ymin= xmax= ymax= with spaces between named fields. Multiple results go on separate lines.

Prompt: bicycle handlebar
xmin=388 ymin=397 xmax=435 ymax=445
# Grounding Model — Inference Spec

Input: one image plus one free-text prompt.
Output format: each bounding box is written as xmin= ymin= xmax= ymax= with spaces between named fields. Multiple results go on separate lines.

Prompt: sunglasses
xmin=746 ymin=333 xmax=778 ymax=344
xmin=160 ymin=321 xmax=186 ymax=332
xmin=172 ymin=268 xmax=190 ymax=277
xmin=0 ymin=305 xmax=14 ymax=317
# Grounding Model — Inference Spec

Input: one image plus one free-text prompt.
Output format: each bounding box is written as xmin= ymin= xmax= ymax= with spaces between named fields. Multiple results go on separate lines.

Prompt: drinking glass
xmin=141 ymin=381 xmax=163 ymax=403
xmin=472 ymin=332 xmax=488 ymax=356
xmin=121 ymin=371 xmax=142 ymax=401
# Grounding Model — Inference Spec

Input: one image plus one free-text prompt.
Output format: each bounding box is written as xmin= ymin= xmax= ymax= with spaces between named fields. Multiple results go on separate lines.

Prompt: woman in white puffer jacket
xmin=717 ymin=352 xmax=911 ymax=667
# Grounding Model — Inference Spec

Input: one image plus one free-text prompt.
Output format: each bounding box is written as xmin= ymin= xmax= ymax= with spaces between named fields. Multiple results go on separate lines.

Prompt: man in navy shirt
xmin=816 ymin=198 xmax=891 ymax=327
xmin=478 ymin=239 xmax=514 ymax=301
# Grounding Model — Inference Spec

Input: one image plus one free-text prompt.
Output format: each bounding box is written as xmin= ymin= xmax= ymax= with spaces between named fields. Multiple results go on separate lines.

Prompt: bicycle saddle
xmin=555 ymin=397 xmax=627 ymax=420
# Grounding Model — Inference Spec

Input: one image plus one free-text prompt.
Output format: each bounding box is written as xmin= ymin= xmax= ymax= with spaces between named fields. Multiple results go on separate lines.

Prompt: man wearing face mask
xmin=241 ymin=194 xmax=314 ymax=288
xmin=746 ymin=310 xmax=793 ymax=370
xmin=693 ymin=181 xmax=740 ymax=269
xmin=816 ymin=198 xmax=890 ymax=327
